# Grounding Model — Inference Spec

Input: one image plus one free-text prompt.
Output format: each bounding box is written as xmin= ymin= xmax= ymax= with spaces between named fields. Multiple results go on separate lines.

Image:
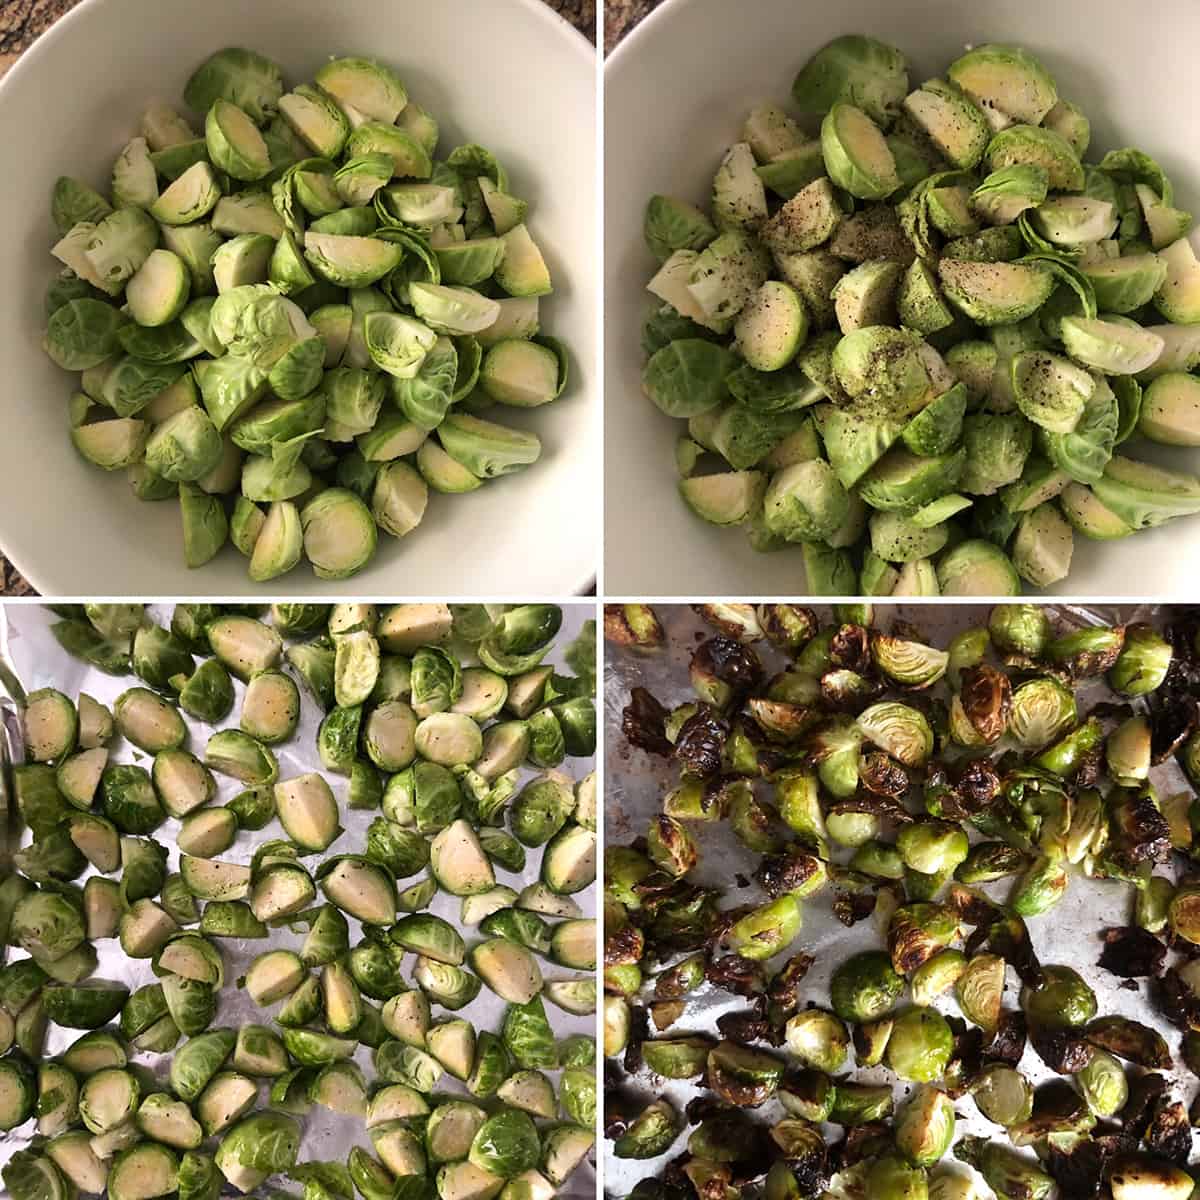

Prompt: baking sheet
xmin=0 ymin=601 xmax=597 ymax=1197
xmin=604 ymin=603 xmax=1194 ymax=1197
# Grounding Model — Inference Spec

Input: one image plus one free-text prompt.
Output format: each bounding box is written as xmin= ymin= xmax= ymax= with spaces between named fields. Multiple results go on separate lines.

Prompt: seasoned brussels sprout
xmin=831 ymin=951 xmax=905 ymax=1023
xmin=885 ymin=1007 xmax=954 ymax=1083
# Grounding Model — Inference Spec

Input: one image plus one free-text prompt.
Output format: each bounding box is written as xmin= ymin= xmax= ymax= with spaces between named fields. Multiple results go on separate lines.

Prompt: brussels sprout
xmin=0 ymin=1056 xmax=36 ymax=1132
xmin=885 ymin=1006 xmax=954 ymax=1083
xmin=1021 ymin=965 xmax=1096 ymax=1030
xmin=43 ymin=981 xmax=129 ymax=1030
xmin=177 ymin=659 xmax=235 ymax=724
xmin=274 ymin=773 xmax=341 ymax=850
xmin=393 ymin=913 xmax=466 ymax=965
xmin=1008 ymin=678 xmax=1076 ymax=749
xmin=1108 ymin=623 xmax=1172 ymax=694
xmin=36 ymin=1060 xmax=79 ymax=1138
xmin=11 ymin=888 xmax=87 ymax=964
xmin=79 ymin=1066 xmax=140 ymax=1135
xmin=723 ymin=894 xmax=803 ymax=962
xmin=213 ymin=1110 xmax=300 ymax=1192
xmin=612 ymin=1098 xmax=681 ymax=1161
xmin=235 ymin=670 xmax=299 ymax=745
xmin=858 ymin=701 xmax=934 ymax=767
xmin=831 ymin=950 xmax=905 ymax=1023
xmin=888 ymin=903 xmax=960 ymax=975
xmin=1108 ymin=1155 xmax=1195 ymax=1200
xmin=895 ymin=1086 xmax=956 ymax=1168
xmin=202 ymin=732 xmax=277 ymax=792
xmin=987 ymin=604 xmax=1047 ymax=656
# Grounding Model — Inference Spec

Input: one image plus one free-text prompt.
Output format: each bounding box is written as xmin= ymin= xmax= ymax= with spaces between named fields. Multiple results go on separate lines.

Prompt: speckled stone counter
xmin=604 ymin=0 xmax=663 ymax=52
xmin=0 ymin=0 xmax=594 ymax=595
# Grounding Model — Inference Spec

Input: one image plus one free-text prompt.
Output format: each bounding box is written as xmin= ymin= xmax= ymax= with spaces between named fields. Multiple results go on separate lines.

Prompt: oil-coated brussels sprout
xmin=831 ymin=951 xmax=905 ymax=1023
xmin=885 ymin=1006 xmax=954 ymax=1082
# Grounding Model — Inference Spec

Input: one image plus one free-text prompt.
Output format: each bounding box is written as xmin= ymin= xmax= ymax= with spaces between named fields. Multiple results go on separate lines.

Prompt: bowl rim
xmin=605 ymin=0 xmax=688 ymax=71
xmin=0 ymin=0 xmax=598 ymax=597
xmin=1 ymin=0 xmax=596 ymax=102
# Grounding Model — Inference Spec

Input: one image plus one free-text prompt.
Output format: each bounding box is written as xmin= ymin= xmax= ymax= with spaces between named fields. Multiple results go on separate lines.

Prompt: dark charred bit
xmin=1154 ymin=966 xmax=1200 ymax=1032
xmin=605 ymin=923 xmax=645 ymax=966
xmin=952 ymin=755 xmax=1003 ymax=810
xmin=1011 ymin=1080 xmax=1088 ymax=1140
xmin=759 ymin=604 xmax=818 ymax=653
xmin=1002 ymin=652 xmax=1074 ymax=686
xmin=716 ymin=1009 xmax=778 ymax=1046
xmin=829 ymin=624 xmax=870 ymax=673
xmin=1085 ymin=1016 xmax=1173 ymax=1069
xmin=963 ymin=924 xmax=989 ymax=960
xmin=706 ymin=1044 xmax=779 ymax=1109
xmin=942 ymin=1024 xmax=984 ymax=1099
xmin=1044 ymin=1135 xmax=1107 ymax=1198
xmin=988 ymin=915 xmax=1043 ymax=988
xmin=701 ymin=775 xmax=737 ymax=816
xmin=828 ymin=793 xmax=914 ymax=823
xmin=1145 ymin=1099 xmax=1191 ymax=1165
xmin=622 ymin=686 xmax=672 ymax=755
xmin=1030 ymin=1024 xmax=1094 ymax=1074
xmin=1074 ymin=746 xmax=1104 ymax=789
xmin=1149 ymin=694 xmax=1198 ymax=763
xmin=767 ymin=952 xmax=815 ymax=1014
xmin=660 ymin=1154 xmax=695 ymax=1196
xmin=622 ymin=1003 xmax=650 ymax=1076
xmin=788 ymin=1141 xmax=830 ymax=1199
xmin=833 ymin=890 xmax=877 ymax=927
xmin=960 ymin=665 xmax=1013 ymax=743
xmin=945 ymin=883 xmax=1004 ymax=927
xmin=1064 ymin=625 xmax=1126 ymax=677
xmin=602 ymin=1070 xmax=634 ymax=1139
xmin=1122 ymin=1072 xmax=1170 ymax=1142
xmin=673 ymin=705 xmax=729 ymax=777
xmin=926 ymin=757 xmax=1002 ymax=822
xmin=1109 ymin=790 xmax=1172 ymax=868
xmin=1087 ymin=700 xmax=1135 ymax=723
xmin=692 ymin=637 xmax=764 ymax=701
xmin=1098 ymin=926 xmax=1167 ymax=978
xmin=985 ymin=1010 xmax=1028 ymax=1066
xmin=755 ymin=847 xmax=826 ymax=900
xmin=829 ymin=1123 xmax=893 ymax=1172
xmin=705 ymin=954 xmax=767 ymax=997
xmin=859 ymin=751 xmax=910 ymax=800
xmin=683 ymin=1095 xmax=733 ymax=1127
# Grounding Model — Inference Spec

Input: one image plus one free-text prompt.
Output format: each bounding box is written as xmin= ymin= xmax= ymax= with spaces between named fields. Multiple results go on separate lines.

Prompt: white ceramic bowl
xmin=0 ymin=0 xmax=597 ymax=596
xmin=605 ymin=0 xmax=1200 ymax=597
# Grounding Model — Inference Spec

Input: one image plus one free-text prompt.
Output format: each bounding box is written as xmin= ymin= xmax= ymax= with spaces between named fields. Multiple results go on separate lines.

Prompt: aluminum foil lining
xmin=603 ymin=602 xmax=1191 ymax=1198
xmin=0 ymin=601 xmax=597 ymax=1198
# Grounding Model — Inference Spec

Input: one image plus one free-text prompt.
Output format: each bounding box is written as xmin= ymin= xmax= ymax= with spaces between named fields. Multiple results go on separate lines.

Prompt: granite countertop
xmin=0 ymin=0 xmax=594 ymax=596
xmin=604 ymin=0 xmax=663 ymax=53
